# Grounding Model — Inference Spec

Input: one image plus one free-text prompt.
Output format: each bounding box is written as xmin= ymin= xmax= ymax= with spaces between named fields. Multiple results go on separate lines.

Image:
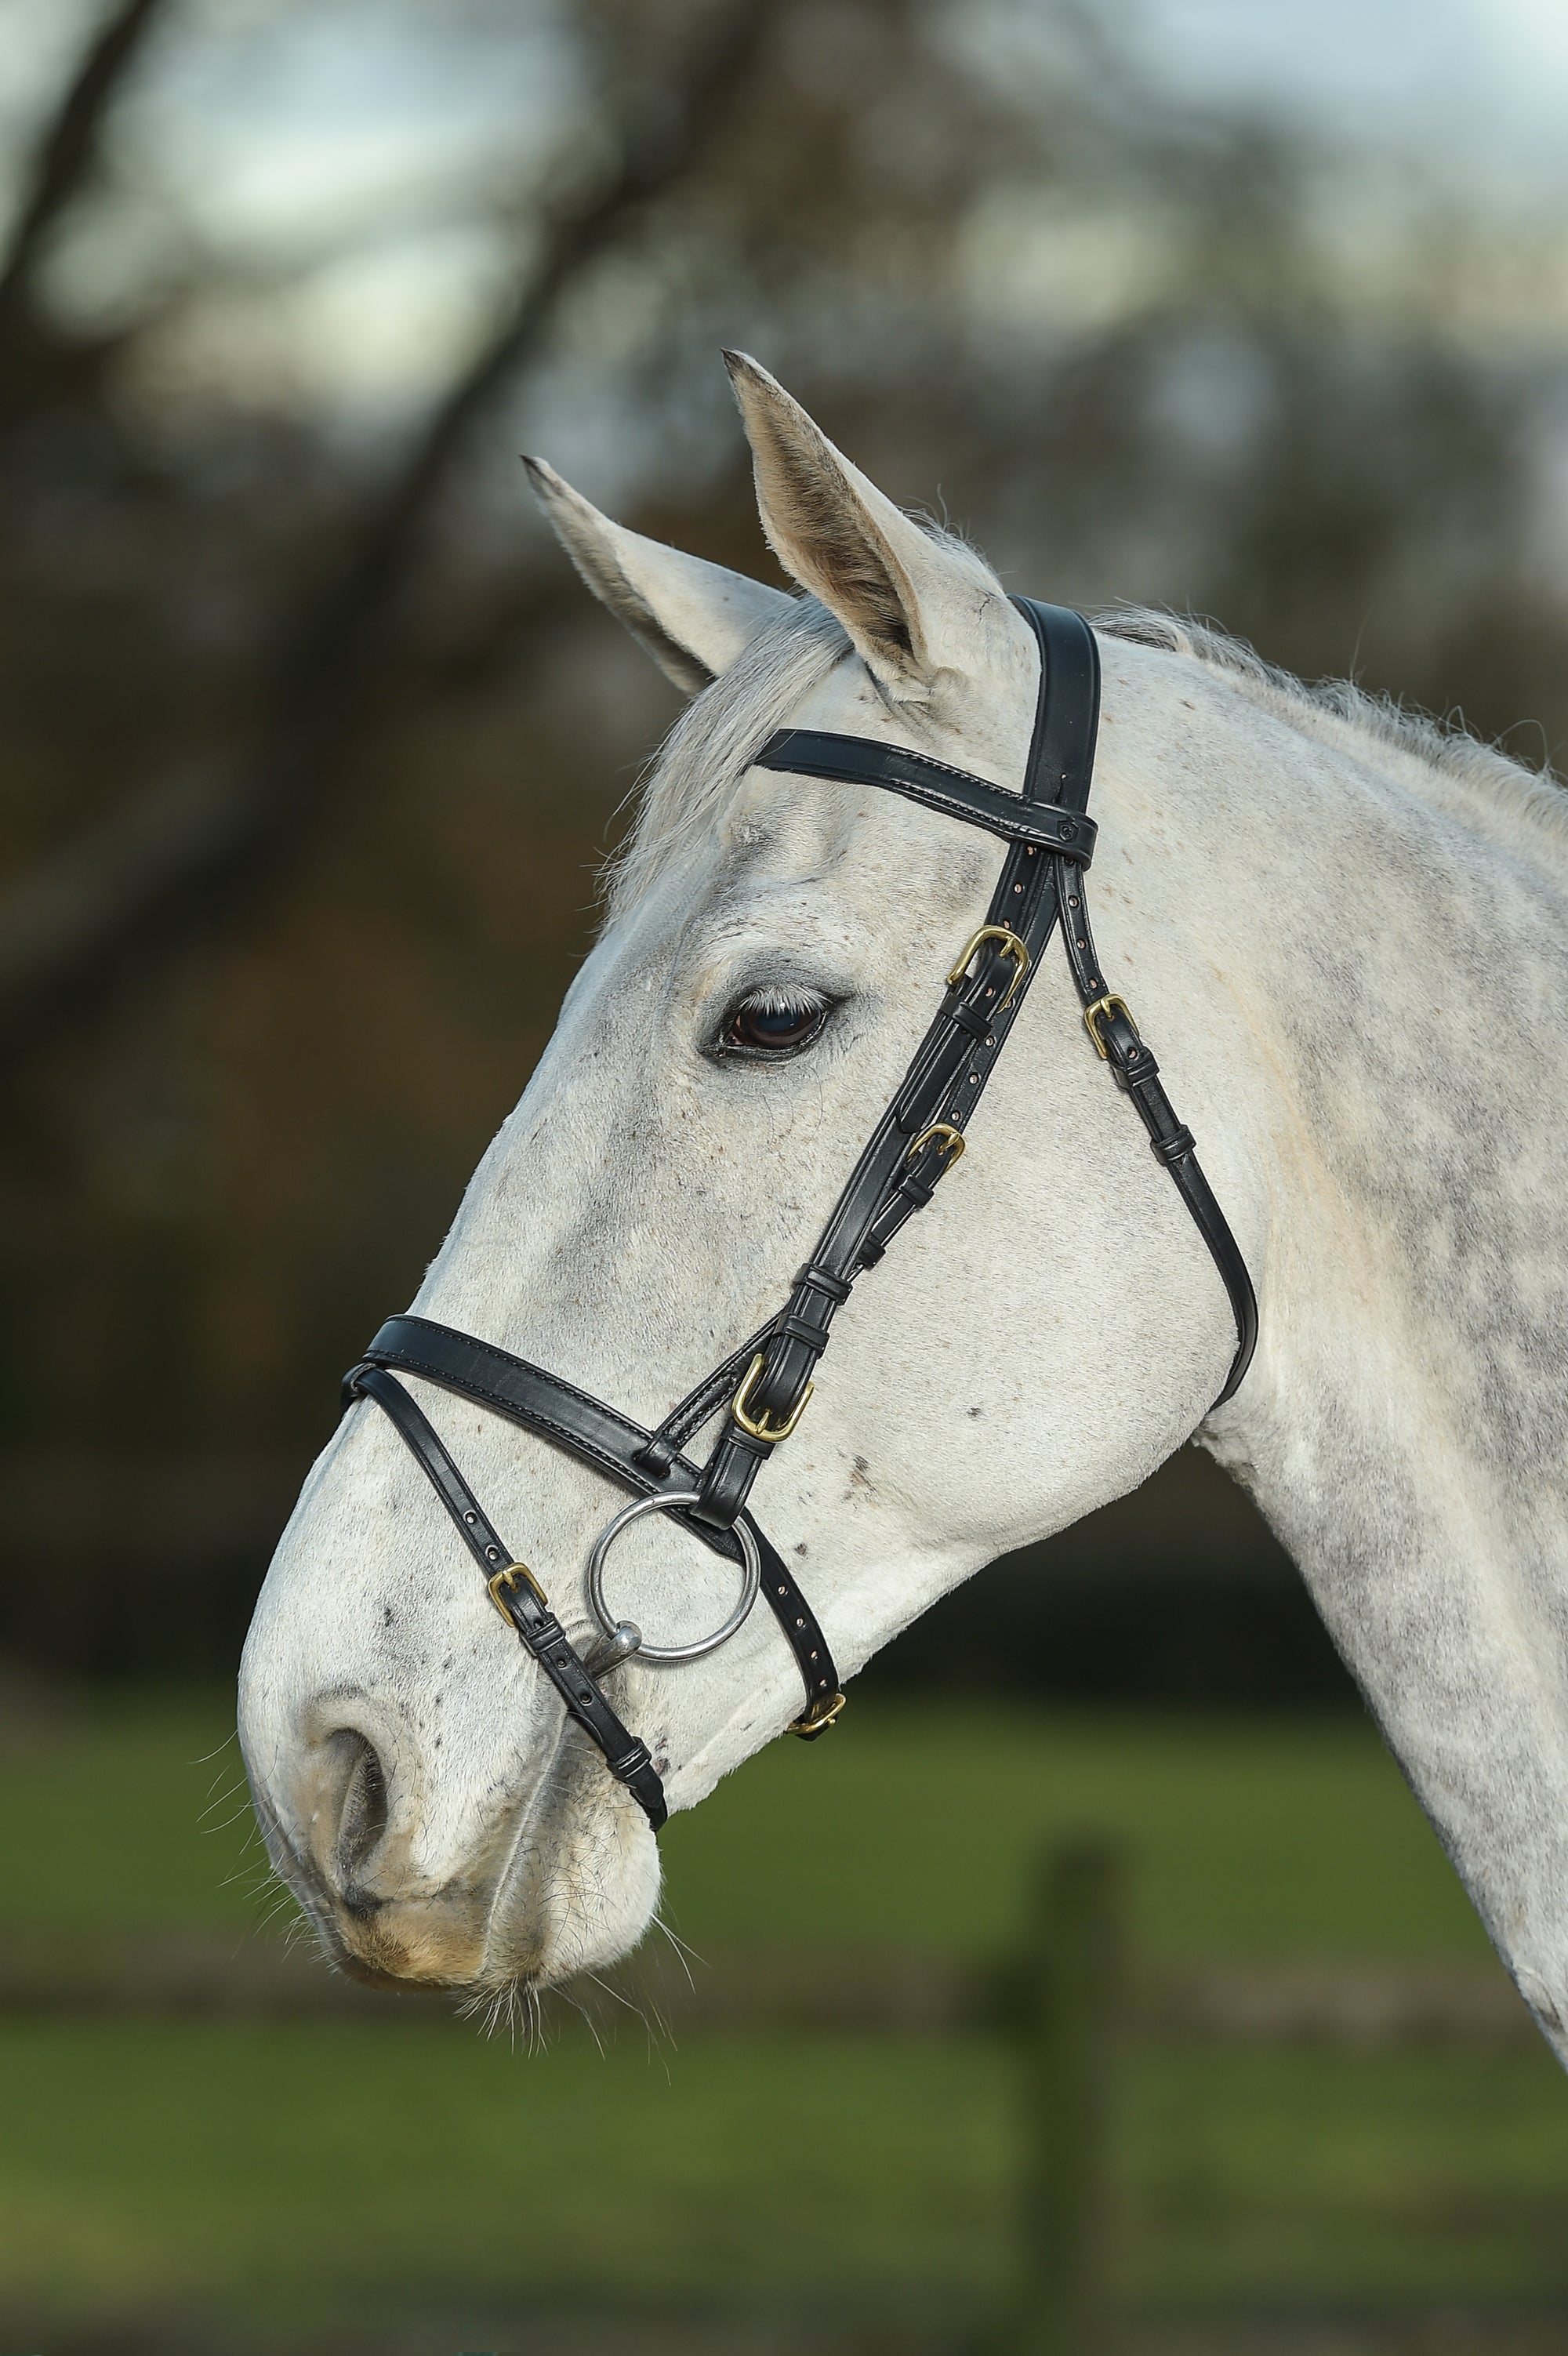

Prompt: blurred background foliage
xmin=1 ymin=0 xmax=1566 ymax=1690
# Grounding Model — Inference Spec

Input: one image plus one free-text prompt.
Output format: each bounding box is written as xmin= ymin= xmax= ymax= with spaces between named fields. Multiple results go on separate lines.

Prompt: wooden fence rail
xmin=0 ymin=1923 xmax=1537 ymax=2044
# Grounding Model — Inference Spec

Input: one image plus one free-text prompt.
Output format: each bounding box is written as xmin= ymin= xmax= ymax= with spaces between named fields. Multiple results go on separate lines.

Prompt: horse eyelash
xmin=735 ymin=983 xmax=828 ymax=1017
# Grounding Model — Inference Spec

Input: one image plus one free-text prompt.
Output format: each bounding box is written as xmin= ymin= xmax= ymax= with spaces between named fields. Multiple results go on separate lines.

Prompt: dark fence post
xmin=1009 ymin=1835 xmax=1127 ymax=2356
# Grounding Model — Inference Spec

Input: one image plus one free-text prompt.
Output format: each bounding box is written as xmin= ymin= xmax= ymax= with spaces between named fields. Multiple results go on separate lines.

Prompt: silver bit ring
xmin=586 ymin=1490 xmax=760 ymax=1663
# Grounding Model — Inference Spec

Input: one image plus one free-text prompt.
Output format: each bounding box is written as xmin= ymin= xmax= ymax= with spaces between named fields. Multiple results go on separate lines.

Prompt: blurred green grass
xmin=2 ymin=1690 xmax=1564 ymax=2340
xmin=3 ymin=2026 xmax=1566 ymax=2319
xmin=1 ymin=1688 xmax=1494 ymax=1956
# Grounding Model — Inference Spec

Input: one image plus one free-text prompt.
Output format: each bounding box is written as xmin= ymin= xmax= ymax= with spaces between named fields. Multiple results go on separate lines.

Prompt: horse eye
xmin=721 ymin=989 xmax=829 ymax=1056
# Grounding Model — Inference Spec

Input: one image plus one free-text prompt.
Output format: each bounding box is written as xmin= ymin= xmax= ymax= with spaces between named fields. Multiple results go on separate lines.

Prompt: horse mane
xmin=1098 ymin=605 xmax=1568 ymax=855
xmin=604 ymin=569 xmax=1568 ymax=919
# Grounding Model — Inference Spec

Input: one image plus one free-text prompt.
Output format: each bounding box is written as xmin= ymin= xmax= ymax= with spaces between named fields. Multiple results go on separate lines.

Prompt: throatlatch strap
xmin=1052 ymin=873 xmax=1258 ymax=1399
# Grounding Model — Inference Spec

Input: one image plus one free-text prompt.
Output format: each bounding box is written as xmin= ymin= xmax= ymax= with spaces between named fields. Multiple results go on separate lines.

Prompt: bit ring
xmin=586 ymin=1490 xmax=760 ymax=1664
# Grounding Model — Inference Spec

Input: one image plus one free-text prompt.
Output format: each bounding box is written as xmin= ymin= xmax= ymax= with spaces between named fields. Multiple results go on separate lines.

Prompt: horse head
xmin=238 ymin=354 xmax=1262 ymax=1998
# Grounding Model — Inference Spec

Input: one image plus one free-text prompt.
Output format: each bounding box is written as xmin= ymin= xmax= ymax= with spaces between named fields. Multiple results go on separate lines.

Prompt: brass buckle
xmin=732 ymin=1352 xmax=813 ymax=1444
xmin=1083 ymin=993 xmax=1136 ymax=1061
xmin=906 ymin=1123 xmax=965 ymax=1169
xmin=487 ymin=1560 xmax=548 ymax=1625
xmin=789 ymin=1690 xmax=848 ymax=1739
xmin=947 ymin=925 xmax=1029 ymax=1011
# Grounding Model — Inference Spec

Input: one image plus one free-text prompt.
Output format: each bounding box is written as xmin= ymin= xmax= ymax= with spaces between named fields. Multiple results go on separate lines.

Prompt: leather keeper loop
xmin=864 ymin=1174 xmax=927 ymax=1256
xmin=693 ymin=1428 xmax=770 ymax=1530
xmin=793 ymin=1263 xmax=852 ymax=1303
xmin=1152 ymin=1124 xmax=1196 ymax=1165
xmin=517 ymin=1610 xmax=568 ymax=1655
xmin=775 ymin=1312 xmax=832 ymax=1352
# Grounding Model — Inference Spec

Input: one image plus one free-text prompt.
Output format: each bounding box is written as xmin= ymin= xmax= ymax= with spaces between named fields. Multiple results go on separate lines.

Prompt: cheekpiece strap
xmin=695 ymin=602 xmax=1101 ymax=1528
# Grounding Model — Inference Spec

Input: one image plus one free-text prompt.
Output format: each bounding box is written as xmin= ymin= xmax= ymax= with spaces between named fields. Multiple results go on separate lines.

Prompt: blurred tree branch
xmin=0 ymin=0 xmax=167 ymax=401
xmin=0 ymin=0 xmax=779 ymax=1065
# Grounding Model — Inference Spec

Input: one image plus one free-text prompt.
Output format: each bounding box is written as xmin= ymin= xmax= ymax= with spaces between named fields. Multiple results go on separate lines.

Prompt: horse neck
xmin=1116 ymin=648 xmax=1568 ymax=2051
xmin=1203 ymin=684 xmax=1568 ymax=1550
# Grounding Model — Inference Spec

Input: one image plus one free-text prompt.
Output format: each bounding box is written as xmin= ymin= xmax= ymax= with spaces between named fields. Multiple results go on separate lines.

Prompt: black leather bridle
xmin=343 ymin=601 xmax=1257 ymax=1835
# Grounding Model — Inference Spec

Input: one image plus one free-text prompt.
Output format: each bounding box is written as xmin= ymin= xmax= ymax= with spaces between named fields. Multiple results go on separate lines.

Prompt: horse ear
xmin=524 ymin=458 xmax=793 ymax=694
xmin=723 ymin=350 xmax=987 ymax=700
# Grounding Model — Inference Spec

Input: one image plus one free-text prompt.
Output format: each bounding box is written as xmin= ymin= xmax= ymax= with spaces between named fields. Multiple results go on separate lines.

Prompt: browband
xmin=754 ymin=731 xmax=1098 ymax=857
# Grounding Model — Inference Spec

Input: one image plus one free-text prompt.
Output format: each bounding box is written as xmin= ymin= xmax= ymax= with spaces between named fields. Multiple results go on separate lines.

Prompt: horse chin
xmin=466 ymin=1775 xmax=664 ymax=1994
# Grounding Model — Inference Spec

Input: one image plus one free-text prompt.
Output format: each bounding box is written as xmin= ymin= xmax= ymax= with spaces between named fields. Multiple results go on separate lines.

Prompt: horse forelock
xmin=603 ymin=596 xmax=851 ymax=920
xmin=602 ymin=517 xmax=1006 ymax=922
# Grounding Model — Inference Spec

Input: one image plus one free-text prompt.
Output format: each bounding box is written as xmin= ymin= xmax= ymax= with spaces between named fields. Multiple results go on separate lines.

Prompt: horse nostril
xmin=331 ymin=1730 xmax=390 ymax=1887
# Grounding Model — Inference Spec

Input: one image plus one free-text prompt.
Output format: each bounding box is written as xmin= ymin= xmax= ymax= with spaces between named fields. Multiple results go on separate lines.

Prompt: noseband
xmin=343 ymin=601 xmax=1257 ymax=1833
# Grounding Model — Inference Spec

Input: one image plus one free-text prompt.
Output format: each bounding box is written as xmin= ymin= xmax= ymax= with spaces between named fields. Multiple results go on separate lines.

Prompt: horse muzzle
xmin=241 ymin=1679 xmax=661 ymax=1995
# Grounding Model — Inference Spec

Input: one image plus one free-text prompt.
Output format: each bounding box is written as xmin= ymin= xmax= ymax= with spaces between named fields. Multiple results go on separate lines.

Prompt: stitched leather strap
xmin=1054 ymin=879 xmax=1258 ymax=1403
xmin=347 ymin=1363 xmax=669 ymax=1831
xmin=353 ymin=1316 xmax=843 ymax=1730
xmin=1024 ymin=599 xmax=1254 ymax=1400
xmin=755 ymin=731 xmax=1097 ymax=859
